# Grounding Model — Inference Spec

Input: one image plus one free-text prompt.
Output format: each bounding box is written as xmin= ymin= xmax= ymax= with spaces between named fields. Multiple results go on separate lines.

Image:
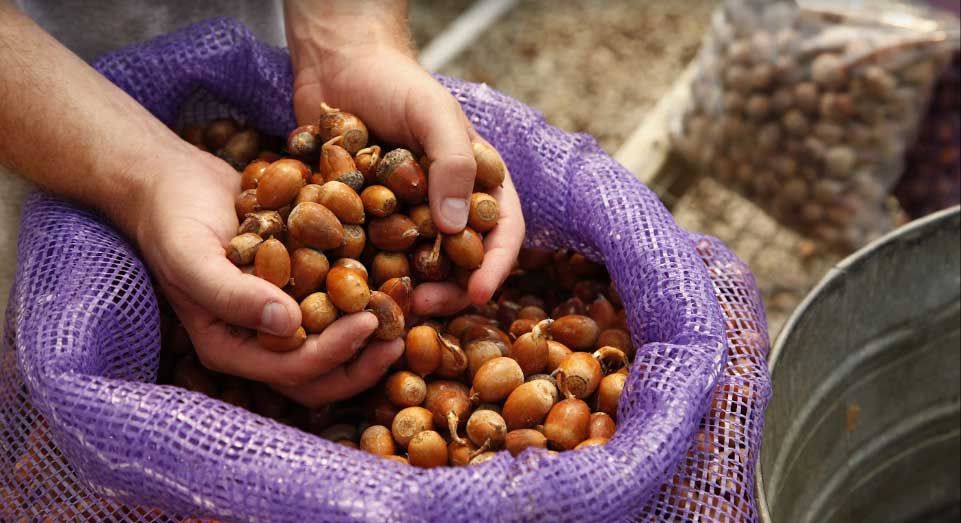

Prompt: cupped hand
xmin=134 ymin=147 xmax=401 ymax=407
xmin=292 ymin=44 xmax=525 ymax=315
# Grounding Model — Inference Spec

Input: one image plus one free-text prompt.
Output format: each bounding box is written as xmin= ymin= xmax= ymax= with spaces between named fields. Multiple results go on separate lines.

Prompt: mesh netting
xmin=0 ymin=18 xmax=770 ymax=522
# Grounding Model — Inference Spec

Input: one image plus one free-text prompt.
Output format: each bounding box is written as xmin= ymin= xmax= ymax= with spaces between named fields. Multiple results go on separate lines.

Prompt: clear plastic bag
xmin=673 ymin=0 xmax=959 ymax=252
xmin=895 ymin=51 xmax=960 ymax=218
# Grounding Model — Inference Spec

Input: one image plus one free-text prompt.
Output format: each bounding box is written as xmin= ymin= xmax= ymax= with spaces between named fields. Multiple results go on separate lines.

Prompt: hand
xmin=287 ymin=8 xmax=525 ymax=315
xmin=135 ymin=148 xmax=402 ymax=407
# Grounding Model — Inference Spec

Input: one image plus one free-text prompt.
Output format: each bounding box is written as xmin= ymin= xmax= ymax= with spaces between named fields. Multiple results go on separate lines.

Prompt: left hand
xmin=286 ymin=6 xmax=524 ymax=314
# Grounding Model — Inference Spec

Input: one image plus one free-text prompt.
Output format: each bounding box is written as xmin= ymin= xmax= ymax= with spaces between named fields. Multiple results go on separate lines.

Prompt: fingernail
xmin=260 ymin=302 xmax=290 ymax=336
xmin=440 ymin=198 xmax=469 ymax=229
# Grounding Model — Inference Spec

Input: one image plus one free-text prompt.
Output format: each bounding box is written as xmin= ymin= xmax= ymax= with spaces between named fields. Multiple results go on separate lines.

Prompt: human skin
xmin=0 ymin=0 xmax=523 ymax=406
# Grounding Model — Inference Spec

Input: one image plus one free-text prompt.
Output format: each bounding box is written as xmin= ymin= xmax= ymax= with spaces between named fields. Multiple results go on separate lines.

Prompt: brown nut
xmin=235 ymin=189 xmax=261 ymax=219
xmin=287 ymin=202 xmax=345 ymax=251
xmin=509 ymin=318 xmax=537 ymax=338
xmin=332 ymin=258 xmax=369 ymax=281
xmin=368 ymin=291 xmax=405 ymax=340
xmin=472 ymin=141 xmax=507 ymax=190
xmin=471 ymin=357 xmax=525 ymax=403
xmin=325 ymin=266 xmax=371 ymax=313
xmin=435 ymin=334 xmax=468 ymax=379
xmin=510 ymin=319 xmax=553 ymax=376
xmin=411 ymin=238 xmax=452 ymax=282
xmin=300 ymin=292 xmax=339 ymax=333
xmin=376 ymin=148 xmax=428 ymax=205
xmin=318 ymin=102 xmax=369 ymax=154
xmin=360 ymin=185 xmax=398 ymax=218
xmin=317 ymin=181 xmax=365 ymax=224
xmin=359 ymin=425 xmax=396 ymax=457
xmin=354 ymin=145 xmax=382 ymax=185
xmin=596 ymin=372 xmax=626 ymax=418
xmin=391 ymin=406 xmax=434 ymax=449
xmin=258 ymin=160 xmax=307 ymax=209
xmin=408 ymin=430 xmax=448 ymax=468
xmin=596 ymin=328 xmax=633 ymax=354
xmin=465 ymin=339 xmax=507 ymax=381
xmin=555 ymin=354 xmax=603 ymax=400
xmin=443 ymin=227 xmax=485 ymax=269
xmin=239 ymin=210 xmax=284 ymax=238
xmin=219 ymin=129 xmax=261 ymax=170
xmin=289 ymin=248 xmax=329 ymax=300
xmin=254 ymin=238 xmax=291 ymax=288
xmin=502 ymin=379 xmax=558 ymax=431
xmin=369 ymin=214 xmax=420 ymax=252
xmin=545 ymin=340 xmax=573 ymax=374
xmin=408 ymin=204 xmax=437 ymax=239
xmin=448 ymin=439 xmax=478 ymax=466
xmin=505 ymin=428 xmax=548 ymax=457
xmin=241 ymin=160 xmax=271 ymax=191
xmin=287 ymin=124 xmax=320 ymax=159
xmin=468 ymin=192 xmax=499 ymax=233
xmin=424 ymin=379 xmax=472 ymax=435
xmin=551 ymin=315 xmax=600 ymax=351
xmin=330 ymin=224 xmax=366 ymax=259
xmin=589 ymin=412 xmax=616 ymax=439
xmin=226 ymin=233 xmax=264 ymax=266
xmin=371 ymin=252 xmax=411 ymax=287
xmin=203 ymin=118 xmax=238 ymax=151
xmin=319 ymin=137 xmax=364 ymax=192
xmin=405 ymin=325 xmax=443 ymax=376
xmin=544 ymin=398 xmax=590 ymax=450
xmin=294 ymin=183 xmax=323 ymax=206
xmin=385 ymin=370 xmax=427 ymax=407
xmin=379 ymin=276 xmax=413 ymax=316
xmin=257 ymin=326 xmax=307 ymax=352
xmin=466 ymin=409 xmax=507 ymax=449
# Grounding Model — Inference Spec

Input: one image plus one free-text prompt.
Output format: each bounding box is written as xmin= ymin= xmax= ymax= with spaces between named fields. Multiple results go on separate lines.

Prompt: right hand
xmin=134 ymin=146 xmax=402 ymax=407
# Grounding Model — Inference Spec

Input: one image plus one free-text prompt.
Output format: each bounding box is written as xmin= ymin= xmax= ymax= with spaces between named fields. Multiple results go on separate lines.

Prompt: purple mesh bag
xmin=0 ymin=18 xmax=770 ymax=522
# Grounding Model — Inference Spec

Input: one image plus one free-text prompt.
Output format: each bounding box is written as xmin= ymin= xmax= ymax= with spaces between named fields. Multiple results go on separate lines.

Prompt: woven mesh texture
xmin=0 ymin=18 xmax=769 ymax=522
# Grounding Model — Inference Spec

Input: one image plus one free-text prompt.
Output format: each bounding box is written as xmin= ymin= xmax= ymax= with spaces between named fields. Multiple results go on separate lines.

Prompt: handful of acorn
xmin=169 ymin=108 xmax=631 ymax=467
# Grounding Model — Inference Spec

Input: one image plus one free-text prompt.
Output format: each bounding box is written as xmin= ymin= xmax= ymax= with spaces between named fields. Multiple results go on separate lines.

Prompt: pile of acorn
xmin=163 ymin=107 xmax=631 ymax=467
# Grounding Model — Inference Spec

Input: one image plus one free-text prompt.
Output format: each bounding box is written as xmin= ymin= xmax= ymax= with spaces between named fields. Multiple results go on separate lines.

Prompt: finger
xmin=272 ymin=339 xmax=405 ymax=408
xmin=412 ymin=282 xmax=473 ymax=317
xmin=165 ymin=237 xmax=301 ymax=336
xmin=177 ymin=302 xmax=377 ymax=386
xmin=407 ymin=86 xmax=476 ymax=234
xmin=468 ymin=174 xmax=525 ymax=305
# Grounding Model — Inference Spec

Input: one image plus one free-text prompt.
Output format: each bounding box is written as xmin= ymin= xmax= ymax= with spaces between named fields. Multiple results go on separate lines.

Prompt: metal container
xmin=757 ymin=207 xmax=961 ymax=523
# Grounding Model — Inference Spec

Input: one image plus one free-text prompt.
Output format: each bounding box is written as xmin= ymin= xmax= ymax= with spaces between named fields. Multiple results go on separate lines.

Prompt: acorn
xmin=360 ymin=185 xmax=398 ymax=218
xmin=219 ymin=129 xmax=261 ymax=170
xmin=502 ymin=378 xmax=558 ymax=431
xmin=355 ymin=145 xmax=382 ymax=184
xmin=369 ymin=214 xmax=420 ymax=252
xmin=253 ymin=238 xmax=291 ymax=288
xmin=472 ymin=141 xmax=507 ymax=190
xmin=226 ymin=233 xmax=264 ymax=266
xmin=368 ymin=291 xmax=405 ymax=340
xmin=505 ymin=429 xmax=548 ymax=457
xmin=300 ymin=292 xmax=338 ymax=333
xmin=371 ymin=252 xmax=411 ymax=287
xmin=379 ymin=276 xmax=413 ymax=317
xmin=257 ymin=327 xmax=307 ymax=352
xmin=510 ymin=319 xmax=553 ymax=375
xmin=411 ymin=235 xmax=451 ymax=282
xmin=238 ymin=210 xmax=284 ymax=238
xmin=405 ymin=325 xmax=443 ymax=377
xmin=376 ymin=148 xmax=428 ymax=205
xmin=325 ymin=266 xmax=371 ymax=313
xmin=554 ymin=354 xmax=602 ymax=400
xmin=468 ymin=192 xmax=499 ymax=233
xmin=471 ymin=357 xmax=524 ymax=403
xmin=359 ymin=425 xmax=396 ymax=457
xmin=443 ymin=227 xmax=485 ymax=269
xmin=287 ymin=202 xmax=345 ymax=251
xmin=390 ymin=406 xmax=433 ymax=449
xmin=235 ymin=189 xmax=261 ymax=219
xmin=289 ymin=248 xmax=329 ymax=300
xmin=287 ymin=124 xmax=320 ymax=159
xmin=317 ymin=102 xmax=369 ymax=154
xmin=331 ymin=225 xmax=366 ymax=259
xmin=257 ymin=160 xmax=307 ymax=209
xmin=408 ymin=430 xmax=447 ymax=468
xmin=408 ymin=204 xmax=437 ymax=238
xmin=203 ymin=118 xmax=239 ymax=151
xmin=424 ymin=380 xmax=471 ymax=442
xmin=385 ymin=370 xmax=427 ymax=408
xmin=319 ymin=136 xmax=364 ymax=192
xmin=316 ymin=181 xmax=365 ymax=224
xmin=241 ymin=160 xmax=271 ymax=190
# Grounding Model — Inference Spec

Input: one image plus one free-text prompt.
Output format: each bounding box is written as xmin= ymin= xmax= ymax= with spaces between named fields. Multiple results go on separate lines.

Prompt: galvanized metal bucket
xmin=757 ymin=206 xmax=961 ymax=523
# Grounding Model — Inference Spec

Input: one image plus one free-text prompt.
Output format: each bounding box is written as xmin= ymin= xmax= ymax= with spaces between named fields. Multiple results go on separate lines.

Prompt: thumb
xmin=170 ymin=249 xmax=302 ymax=336
xmin=409 ymin=86 xmax=476 ymax=234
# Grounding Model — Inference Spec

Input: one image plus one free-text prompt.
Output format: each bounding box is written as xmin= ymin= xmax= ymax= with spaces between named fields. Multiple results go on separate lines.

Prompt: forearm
xmin=283 ymin=0 xmax=412 ymax=80
xmin=0 ymin=4 xmax=194 ymax=238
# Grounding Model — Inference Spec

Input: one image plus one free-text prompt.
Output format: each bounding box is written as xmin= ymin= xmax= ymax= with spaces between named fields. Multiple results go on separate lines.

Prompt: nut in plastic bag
xmin=673 ymin=0 xmax=960 ymax=252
